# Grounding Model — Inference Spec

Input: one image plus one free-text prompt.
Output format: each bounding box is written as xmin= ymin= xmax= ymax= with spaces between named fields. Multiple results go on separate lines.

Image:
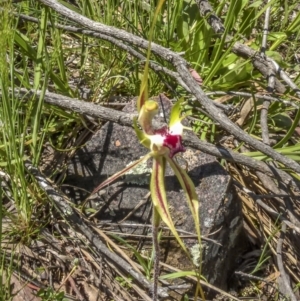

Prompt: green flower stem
xmin=151 ymin=207 xmax=160 ymax=301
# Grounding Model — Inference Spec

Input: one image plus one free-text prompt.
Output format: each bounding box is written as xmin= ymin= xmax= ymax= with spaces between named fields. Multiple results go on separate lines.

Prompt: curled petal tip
xmin=138 ymin=100 xmax=159 ymax=134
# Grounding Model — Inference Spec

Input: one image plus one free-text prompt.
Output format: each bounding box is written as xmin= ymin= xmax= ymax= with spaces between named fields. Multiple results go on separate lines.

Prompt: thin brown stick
xmin=152 ymin=209 xmax=160 ymax=301
xmin=276 ymin=223 xmax=297 ymax=301
xmin=234 ymin=180 xmax=300 ymax=234
xmin=260 ymin=0 xmax=273 ymax=146
xmin=271 ymin=59 xmax=300 ymax=98
xmin=235 ymin=270 xmax=275 ymax=285
xmin=260 ymin=0 xmax=272 ymax=56
xmin=12 ymin=88 xmax=300 ymax=191
xmin=206 ymin=91 xmax=300 ymax=109
xmin=260 ymin=99 xmax=271 ymax=145
xmin=67 ymin=276 xmax=85 ymax=301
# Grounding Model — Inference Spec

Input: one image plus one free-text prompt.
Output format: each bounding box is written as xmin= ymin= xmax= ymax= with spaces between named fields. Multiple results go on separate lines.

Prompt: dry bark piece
xmin=236 ymin=98 xmax=254 ymax=126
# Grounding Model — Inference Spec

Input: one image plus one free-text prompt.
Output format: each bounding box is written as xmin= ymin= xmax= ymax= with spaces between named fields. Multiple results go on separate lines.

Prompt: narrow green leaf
xmin=49 ymin=14 xmax=74 ymax=96
xmin=287 ymin=10 xmax=300 ymax=32
xmin=160 ymin=270 xmax=207 ymax=281
xmin=34 ymin=7 xmax=48 ymax=90
xmin=273 ymin=108 xmax=300 ymax=149
xmin=32 ymin=75 xmax=48 ymax=165
xmin=14 ymin=31 xmax=36 ymax=59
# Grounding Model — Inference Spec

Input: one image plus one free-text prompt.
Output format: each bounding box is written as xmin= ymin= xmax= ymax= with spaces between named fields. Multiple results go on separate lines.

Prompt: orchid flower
xmin=135 ymin=97 xmax=201 ymax=252
xmin=88 ymin=95 xmax=201 ymax=253
xmin=136 ymin=99 xmax=185 ymax=158
xmin=86 ymin=3 xmax=202 ymax=294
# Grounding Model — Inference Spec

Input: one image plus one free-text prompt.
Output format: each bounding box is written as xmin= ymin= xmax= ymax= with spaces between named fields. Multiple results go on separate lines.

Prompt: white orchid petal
xmin=149 ymin=134 xmax=165 ymax=147
xmin=169 ymin=121 xmax=184 ymax=135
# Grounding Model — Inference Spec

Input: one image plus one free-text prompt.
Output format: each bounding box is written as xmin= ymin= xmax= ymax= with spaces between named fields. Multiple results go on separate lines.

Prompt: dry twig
xmin=260 ymin=1 xmax=273 ymax=146
xmin=11 ymin=88 xmax=300 ymax=191
xmin=234 ymin=180 xmax=300 ymax=234
xmin=276 ymin=223 xmax=297 ymax=301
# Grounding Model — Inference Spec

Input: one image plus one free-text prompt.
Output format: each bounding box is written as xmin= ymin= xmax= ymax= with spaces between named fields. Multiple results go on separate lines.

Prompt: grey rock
xmin=64 ymin=95 xmax=246 ymax=294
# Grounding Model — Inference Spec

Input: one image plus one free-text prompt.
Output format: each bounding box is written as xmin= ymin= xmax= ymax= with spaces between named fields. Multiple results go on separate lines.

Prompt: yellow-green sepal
xmin=90 ymin=152 xmax=152 ymax=196
xmin=133 ymin=117 xmax=151 ymax=149
xmin=169 ymin=98 xmax=185 ymax=128
xmin=138 ymin=100 xmax=159 ymax=134
xmin=151 ymin=156 xmax=188 ymax=254
xmin=165 ymin=156 xmax=201 ymax=244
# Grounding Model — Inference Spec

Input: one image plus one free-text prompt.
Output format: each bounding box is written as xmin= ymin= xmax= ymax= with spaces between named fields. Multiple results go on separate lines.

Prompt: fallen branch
xmin=13 ymin=88 xmax=300 ymax=191
xmin=260 ymin=0 xmax=273 ymax=146
xmin=206 ymin=91 xmax=300 ymax=109
xmin=175 ymin=61 xmax=300 ymax=174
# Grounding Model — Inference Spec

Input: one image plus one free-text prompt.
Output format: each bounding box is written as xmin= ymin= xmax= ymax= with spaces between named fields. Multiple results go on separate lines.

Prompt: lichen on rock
xmin=124 ymin=158 xmax=152 ymax=185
